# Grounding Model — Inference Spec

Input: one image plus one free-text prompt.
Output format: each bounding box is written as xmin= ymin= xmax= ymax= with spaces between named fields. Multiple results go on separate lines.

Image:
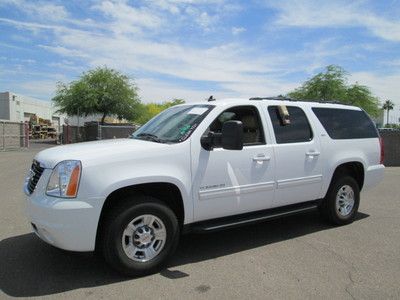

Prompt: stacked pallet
xmin=29 ymin=115 xmax=57 ymax=139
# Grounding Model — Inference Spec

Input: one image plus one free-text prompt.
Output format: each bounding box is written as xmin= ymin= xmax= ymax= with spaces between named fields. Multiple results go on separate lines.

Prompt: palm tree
xmin=382 ymin=100 xmax=395 ymax=125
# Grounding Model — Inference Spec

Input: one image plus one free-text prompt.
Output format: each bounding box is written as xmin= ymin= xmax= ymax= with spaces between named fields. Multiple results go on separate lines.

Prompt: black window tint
xmin=268 ymin=106 xmax=313 ymax=144
xmin=207 ymin=106 xmax=265 ymax=147
xmin=312 ymin=108 xmax=378 ymax=139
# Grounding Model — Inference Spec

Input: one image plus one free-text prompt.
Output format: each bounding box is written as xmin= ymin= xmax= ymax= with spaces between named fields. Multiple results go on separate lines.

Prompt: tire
xmin=101 ymin=195 xmax=180 ymax=276
xmin=319 ymin=175 xmax=360 ymax=225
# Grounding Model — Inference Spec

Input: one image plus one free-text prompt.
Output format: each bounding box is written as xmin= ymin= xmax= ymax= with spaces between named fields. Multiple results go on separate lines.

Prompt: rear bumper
xmin=363 ymin=164 xmax=385 ymax=190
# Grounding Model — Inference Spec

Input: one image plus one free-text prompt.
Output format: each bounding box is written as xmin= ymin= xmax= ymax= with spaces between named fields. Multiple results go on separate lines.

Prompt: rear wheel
xmin=320 ymin=175 xmax=360 ymax=225
xmin=101 ymin=196 xmax=180 ymax=276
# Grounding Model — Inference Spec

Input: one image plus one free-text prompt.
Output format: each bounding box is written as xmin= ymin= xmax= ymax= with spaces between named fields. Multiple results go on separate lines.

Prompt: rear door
xmin=265 ymin=105 xmax=323 ymax=207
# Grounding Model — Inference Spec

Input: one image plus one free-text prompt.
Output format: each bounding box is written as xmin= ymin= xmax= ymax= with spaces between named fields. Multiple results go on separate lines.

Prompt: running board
xmin=184 ymin=200 xmax=320 ymax=234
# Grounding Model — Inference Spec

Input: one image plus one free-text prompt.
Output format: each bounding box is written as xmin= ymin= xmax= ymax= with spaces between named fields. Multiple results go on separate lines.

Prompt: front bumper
xmin=25 ymin=169 xmax=103 ymax=252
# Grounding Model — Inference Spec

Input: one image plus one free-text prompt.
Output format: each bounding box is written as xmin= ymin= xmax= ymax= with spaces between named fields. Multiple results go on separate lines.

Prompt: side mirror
xmin=221 ymin=120 xmax=243 ymax=150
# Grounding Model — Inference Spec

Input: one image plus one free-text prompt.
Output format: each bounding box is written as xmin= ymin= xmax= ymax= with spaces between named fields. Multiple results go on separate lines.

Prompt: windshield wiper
xmin=135 ymin=133 xmax=166 ymax=143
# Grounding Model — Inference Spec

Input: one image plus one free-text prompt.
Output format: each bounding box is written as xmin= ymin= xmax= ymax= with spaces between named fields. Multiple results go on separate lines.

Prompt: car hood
xmin=34 ymin=138 xmax=170 ymax=169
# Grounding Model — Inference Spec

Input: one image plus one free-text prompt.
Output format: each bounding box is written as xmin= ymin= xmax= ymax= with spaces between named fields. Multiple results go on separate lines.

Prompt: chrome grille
xmin=27 ymin=160 xmax=44 ymax=194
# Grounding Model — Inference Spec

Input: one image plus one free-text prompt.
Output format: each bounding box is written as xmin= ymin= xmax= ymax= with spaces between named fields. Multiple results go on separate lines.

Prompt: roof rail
xmin=249 ymin=96 xmax=352 ymax=106
xmin=249 ymin=96 xmax=296 ymax=101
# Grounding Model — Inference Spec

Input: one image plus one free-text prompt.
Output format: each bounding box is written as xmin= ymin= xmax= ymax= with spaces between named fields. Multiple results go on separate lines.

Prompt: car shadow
xmin=0 ymin=211 xmax=369 ymax=297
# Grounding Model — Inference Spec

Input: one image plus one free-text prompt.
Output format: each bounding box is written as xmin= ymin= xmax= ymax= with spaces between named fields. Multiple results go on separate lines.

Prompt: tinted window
xmin=206 ymin=106 xmax=265 ymax=147
xmin=268 ymin=106 xmax=313 ymax=144
xmin=312 ymin=108 xmax=378 ymax=139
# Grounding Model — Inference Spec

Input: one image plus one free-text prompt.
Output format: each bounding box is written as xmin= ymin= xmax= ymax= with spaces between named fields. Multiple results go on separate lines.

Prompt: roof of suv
xmin=187 ymin=97 xmax=362 ymax=111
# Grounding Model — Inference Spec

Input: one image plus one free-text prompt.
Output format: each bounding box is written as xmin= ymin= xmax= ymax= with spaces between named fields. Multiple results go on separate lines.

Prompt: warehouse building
xmin=0 ymin=91 xmax=66 ymax=131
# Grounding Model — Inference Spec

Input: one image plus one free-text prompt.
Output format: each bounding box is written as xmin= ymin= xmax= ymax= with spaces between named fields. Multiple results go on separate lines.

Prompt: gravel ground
xmin=1 ymin=145 xmax=399 ymax=299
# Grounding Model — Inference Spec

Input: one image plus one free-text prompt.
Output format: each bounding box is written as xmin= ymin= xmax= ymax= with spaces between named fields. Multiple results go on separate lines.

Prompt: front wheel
xmin=101 ymin=197 xmax=180 ymax=276
xmin=319 ymin=176 xmax=360 ymax=225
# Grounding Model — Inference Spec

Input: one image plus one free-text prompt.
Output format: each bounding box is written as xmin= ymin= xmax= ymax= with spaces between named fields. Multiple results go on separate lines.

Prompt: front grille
xmin=27 ymin=160 xmax=44 ymax=194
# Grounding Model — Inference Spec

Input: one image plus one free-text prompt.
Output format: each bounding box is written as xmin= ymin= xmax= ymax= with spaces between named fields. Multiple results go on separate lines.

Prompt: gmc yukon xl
xmin=24 ymin=97 xmax=384 ymax=275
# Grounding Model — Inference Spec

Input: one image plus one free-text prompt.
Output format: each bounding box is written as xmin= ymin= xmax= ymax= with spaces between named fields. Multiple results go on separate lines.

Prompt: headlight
xmin=46 ymin=160 xmax=81 ymax=198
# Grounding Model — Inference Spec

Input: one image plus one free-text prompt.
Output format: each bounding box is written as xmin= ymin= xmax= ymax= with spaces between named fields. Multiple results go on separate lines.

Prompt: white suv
xmin=24 ymin=97 xmax=384 ymax=275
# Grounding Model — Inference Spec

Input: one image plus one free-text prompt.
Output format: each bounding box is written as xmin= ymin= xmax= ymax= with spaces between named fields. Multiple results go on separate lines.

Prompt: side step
xmin=184 ymin=200 xmax=320 ymax=233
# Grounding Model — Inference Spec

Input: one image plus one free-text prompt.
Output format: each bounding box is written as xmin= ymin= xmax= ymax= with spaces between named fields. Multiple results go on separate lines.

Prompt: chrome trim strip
xmin=199 ymin=181 xmax=275 ymax=201
xmin=277 ymin=175 xmax=322 ymax=189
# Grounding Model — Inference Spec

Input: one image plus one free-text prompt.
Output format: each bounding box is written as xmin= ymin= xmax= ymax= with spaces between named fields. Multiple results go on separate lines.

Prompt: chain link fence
xmin=62 ymin=123 xmax=138 ymax=144
xmin=380 ymin=130 xmax=400 ymax=166
xmin=0 ymin=121 xmax=29 ymax=151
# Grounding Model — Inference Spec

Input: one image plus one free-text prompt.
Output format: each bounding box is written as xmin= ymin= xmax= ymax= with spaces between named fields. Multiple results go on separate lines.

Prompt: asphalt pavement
xmin=1 ymin=145 xmax=399 ymax=299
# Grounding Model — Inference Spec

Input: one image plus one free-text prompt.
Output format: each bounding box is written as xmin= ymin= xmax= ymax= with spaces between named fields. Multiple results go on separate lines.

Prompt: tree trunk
xmin=101 ymin=112 xmax=107 ymax=125
xmin=387 ymin=109 xmax=390 ymax=125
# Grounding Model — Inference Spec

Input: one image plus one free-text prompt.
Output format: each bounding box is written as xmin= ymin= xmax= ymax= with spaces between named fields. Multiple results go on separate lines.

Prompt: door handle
xmin=253 ymin=155 xmax=271 ymax=162
xmin=306 ymin=151 xmax=320 ymax=157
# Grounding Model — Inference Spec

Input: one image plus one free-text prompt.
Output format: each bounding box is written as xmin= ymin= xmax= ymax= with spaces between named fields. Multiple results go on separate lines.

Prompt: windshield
xmin=132 ymin=105 xmax=214 ymax=143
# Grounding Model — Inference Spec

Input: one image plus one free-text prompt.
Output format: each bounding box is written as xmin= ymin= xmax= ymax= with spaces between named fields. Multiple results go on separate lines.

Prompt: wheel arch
xmin=325 ymin=161 xmax=365 ymax=197
xmin=95 ymin=182 xmax=185 ymax=252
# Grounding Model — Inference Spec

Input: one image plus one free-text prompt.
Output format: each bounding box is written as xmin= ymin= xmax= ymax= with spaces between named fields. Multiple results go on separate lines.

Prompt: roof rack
xmin=249 ymin=96 xmax=352 ymax=106
xmin=249 ymin=96 xmax=296 ymax=101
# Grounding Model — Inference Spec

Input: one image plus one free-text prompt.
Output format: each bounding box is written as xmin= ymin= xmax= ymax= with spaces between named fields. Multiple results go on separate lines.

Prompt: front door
xmin=192 ymin=105 xmax=276 ymax=222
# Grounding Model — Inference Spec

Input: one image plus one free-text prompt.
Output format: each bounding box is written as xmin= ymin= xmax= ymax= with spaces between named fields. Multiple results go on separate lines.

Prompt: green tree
xmin=288 ymin=65 xmax=380 ymax=117
xmin=134 ymin=99 xmax=186 ymax=124
xmin=382 ymin=100 xmax=395 ymax=125
xmin=53 ymin=67 xmax=141 ymax=124
xmin=345 ymin=83 xmax=380 ymax=117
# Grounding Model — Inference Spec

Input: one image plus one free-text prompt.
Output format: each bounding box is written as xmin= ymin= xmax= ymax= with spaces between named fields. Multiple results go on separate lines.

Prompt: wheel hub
xmin=121 ymin=214 xmax=167 ymax=262
xmin=133 ymin=226 xmax=154 ymax=248
xmin=336 ymin=185 xmax=355 ymax=217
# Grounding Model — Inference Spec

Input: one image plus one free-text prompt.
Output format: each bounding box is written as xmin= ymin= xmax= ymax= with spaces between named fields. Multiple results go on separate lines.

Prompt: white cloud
xmin=0 ymin=0 xmax=68 ymax=21
xmin=93 ymin=1 xmax=163 ymax=34
xmin=0 ymin=7 xmax=323 ymax=102
xmin=39 ymin=45 xmax=89 ymax=58
xmin=387 ymin=59 xmax=400 ymax=67
xmin=2 ymin=0 xmax=398 ymax=104
xmin=196 ymin=11 xmax=215 ymax=29
xmin=351 ymin=72 xmax=400 ymax=107
xmin=136 ymin=78 xmax=216 ymax=103
xmin=232 ymin=26 xmax=245 ymax=35
xmin=4 ymin=79 xmax=61 ymax=99
xmin=266 ymin=0 xmax=400 ymax=42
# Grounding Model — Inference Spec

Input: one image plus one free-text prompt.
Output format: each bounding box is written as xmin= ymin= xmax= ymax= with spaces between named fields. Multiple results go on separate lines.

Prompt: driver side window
xmin=205 ymin=105 xmax=265 ymax=147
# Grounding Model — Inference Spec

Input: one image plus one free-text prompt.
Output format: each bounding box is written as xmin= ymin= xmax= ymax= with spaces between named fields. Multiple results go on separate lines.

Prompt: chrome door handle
xmin=253 ymin=155 xmax=271 ymax=162
xmin=306 ymin=151 xmax=320 ymax=157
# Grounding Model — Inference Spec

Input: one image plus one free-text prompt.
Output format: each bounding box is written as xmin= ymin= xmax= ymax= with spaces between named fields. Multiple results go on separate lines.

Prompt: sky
xmin=0 ymin=0 xmax=400 ymax=107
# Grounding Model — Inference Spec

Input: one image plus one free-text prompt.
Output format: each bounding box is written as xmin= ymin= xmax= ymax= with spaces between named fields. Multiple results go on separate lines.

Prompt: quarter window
xmin=268 ymin=106 xmax=313 ymax=144
xmin=312 ymin=108 xmax=378 ymax=139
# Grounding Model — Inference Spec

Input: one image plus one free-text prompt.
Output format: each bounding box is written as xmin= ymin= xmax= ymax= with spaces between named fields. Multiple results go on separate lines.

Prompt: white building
xmin=0 ymin=91 xmax=130 ymax=129
xmin=0 ymin=91 xmax=66 ymax=131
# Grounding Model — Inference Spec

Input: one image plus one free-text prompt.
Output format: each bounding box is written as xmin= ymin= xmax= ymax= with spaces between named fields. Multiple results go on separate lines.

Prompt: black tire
xmin=101 ymin=195 xmax=180 ymax=276
xmin=319 ymin=175 xmax=360 ymax=225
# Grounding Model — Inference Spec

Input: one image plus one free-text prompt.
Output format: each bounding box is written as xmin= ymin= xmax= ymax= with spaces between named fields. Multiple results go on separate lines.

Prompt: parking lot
xmin=1 ymin=145 xmax=399 ymax=299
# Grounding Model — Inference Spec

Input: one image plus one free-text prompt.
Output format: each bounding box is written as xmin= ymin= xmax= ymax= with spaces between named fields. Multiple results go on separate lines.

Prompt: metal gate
xmin=98 ymin=124 xmax=137 ymax=139
xmin=0 ymin=121 xmax=29 ymax=151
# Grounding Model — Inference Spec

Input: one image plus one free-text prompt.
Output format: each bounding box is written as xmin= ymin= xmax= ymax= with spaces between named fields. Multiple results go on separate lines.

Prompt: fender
xmin=322 ymin=155 xmax=367 ymax=198
xmin=102 ymin=175 xmax=193 ymax=224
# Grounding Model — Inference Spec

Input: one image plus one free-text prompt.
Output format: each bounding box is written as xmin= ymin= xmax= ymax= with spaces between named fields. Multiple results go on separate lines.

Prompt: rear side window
xmin=312 ymin=108 xmax=378 ymax=139
xmin=268 ymin=106 xmax=313 ymax=144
